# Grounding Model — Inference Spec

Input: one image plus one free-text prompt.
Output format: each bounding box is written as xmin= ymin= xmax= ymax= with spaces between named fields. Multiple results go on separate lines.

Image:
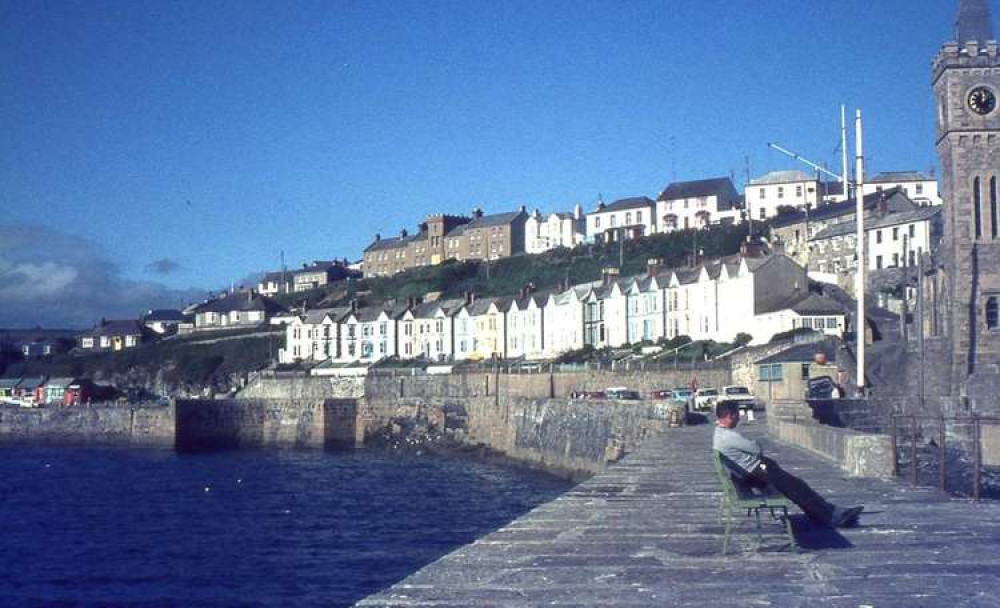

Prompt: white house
xmin=586 ymin=197 xmax=657 ymax=244
xmin=625 ymin=273 xmax=667 ymax=344
xmin=655 ymin=177 xmax=742 ymax=232
xmin=809 ymin=207 xmax=941 ymax=273
xmin=280 ymin=307 xmax=347 ymax=364
xmin=525 ymin=205 xmax=586 ymax=254
xmin=745 ymin=170 xmax=823 ymax=220
xmin=338 ymin=306 xmax=398 ymax=363
xmin=506 ymin=292 xmax=547 ymax=359
xmin=863 ymin=171 xmax=941 ymax=207
xmin=543 ymin=287 xmax=585 ymax=357
xmin=192 ymin=291 xmax=285 ymax=331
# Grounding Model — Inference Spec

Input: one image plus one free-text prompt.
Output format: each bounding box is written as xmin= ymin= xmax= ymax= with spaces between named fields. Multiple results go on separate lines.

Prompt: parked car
xmin=605 ymin=386 xmax=641 ymax=400
xmin=693 ymin=388 xmax=720 ymax=411
xmin=671 ymin=387 xmax=694 ymax=408
xmin=719 ymin=385 xmax=757 ymax=411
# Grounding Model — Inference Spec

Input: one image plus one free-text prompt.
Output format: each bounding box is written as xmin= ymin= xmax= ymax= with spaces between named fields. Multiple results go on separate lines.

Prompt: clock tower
xmin=933 ymin=0 xmax=1000 ymax=404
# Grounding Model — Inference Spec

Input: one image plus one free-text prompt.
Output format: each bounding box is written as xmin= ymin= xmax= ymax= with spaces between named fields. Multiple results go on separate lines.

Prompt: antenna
xmin=744 ymin=155 xmax=754 ymax=238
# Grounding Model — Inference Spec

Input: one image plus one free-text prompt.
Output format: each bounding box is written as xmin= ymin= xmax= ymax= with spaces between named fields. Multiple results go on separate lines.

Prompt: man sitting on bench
xmin=713 ymin=402 xmax=863 ymax=528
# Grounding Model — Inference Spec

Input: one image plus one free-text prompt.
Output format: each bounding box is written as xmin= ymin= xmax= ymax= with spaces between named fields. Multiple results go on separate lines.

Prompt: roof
xmin=758 ymin=291 xmax=846 ymax=316
xmin=143 ymin=309 xmax=185 ymax=322
xmin=811 ymin=207 xmax=940 ymax=242
xmin=0 ymin=377 xmax=21 ymax=389
xmin=364 ymin=233 xmax=416 ymax=252
xmin=769 ymin=187 xmax=913 ymax=229
xmin=657 ymin=177 xmax=735 ymax=201
xmin=45 ymin=377 xmax=76 ymax=389
xmin=260 ymin=271 xmax=290 ymax=284
xmin=16 ymin=377 xmax=45 ymax=391
xmin=194 ymin=292 xmax=286 ymax=315
xmin=749 ymin=170 xmax=815 ymax=186
xmin=756 ymin=340 xmax=839 ymax=364
xmin=594 ymin=197 xmax=655 ymax=213
xmin=81 ymin=319 xmax=145 ymax=338
xmin=448 ymin=211 xmax=527 ymax=236
xmin=868 ymin=171 xmax=934 ymax=184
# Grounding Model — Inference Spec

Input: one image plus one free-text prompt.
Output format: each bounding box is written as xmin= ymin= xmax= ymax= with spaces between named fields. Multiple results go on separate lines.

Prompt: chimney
xmin=375 ymin=233 xmax=381 ymax=241
xmin=877 ymin=192 xmax=888 ymax=216
xmin=602 ymin=266 xmax=620 ymax=285
xmin=400 ymin=228 xmax=408 ymax=238
xmin=350 ymin=299 xmax=358 ymax=313
xmin=647 ymin=258 xmax=661 ymax=278
xmin=533 ymin=207 xmax=541 ymax=219
xmin=407 ymin=296 xmax=419 ymax=309
xmin=472 ymin=207 xmax=484 ymax=219
xmin=465 ymin=291 xmax=476 ymax=306
xmin=520 ymin=204 xmax=527 ymax=214
xmin=574 ymin=202 xmax=583 ymax=220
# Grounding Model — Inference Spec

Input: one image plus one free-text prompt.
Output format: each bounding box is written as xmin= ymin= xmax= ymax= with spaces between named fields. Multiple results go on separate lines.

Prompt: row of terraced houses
xmin=280 ymin=252 xmax=847 ymax=368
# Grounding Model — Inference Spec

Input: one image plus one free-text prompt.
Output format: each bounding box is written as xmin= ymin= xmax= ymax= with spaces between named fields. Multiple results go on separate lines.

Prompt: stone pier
xmin=357 ymin=419 xmax=1000 ymax=607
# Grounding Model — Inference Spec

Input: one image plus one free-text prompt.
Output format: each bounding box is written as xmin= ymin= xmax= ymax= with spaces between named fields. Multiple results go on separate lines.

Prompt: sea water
xmin=0 ymin=446 xmax=571 ymax=607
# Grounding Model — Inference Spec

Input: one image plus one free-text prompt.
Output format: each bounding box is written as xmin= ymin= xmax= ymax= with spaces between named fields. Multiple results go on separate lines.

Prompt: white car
xmin=693 ymin=388 xmax=720 ymax=411
xmin=719 ymin=385 xmax=757 ymax=411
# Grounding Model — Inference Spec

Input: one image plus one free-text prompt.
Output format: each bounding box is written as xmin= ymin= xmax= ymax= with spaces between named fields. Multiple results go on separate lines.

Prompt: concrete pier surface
xmin=357 ymin=420 xmax=1000 ymax=607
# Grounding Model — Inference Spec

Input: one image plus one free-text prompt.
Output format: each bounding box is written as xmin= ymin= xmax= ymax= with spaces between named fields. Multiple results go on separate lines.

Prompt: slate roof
xmin=868 ymin=171 xmax=934 ymax=183
xmin=194 ymin=292 xmax=286 ymax=315
xmin=758 ymin=291 xmax=846 ymax=316
xmin=657 ymin=177 xmax=735 ymax=201
xmin=769 ymin=187 xmax=913 ymax=229
xmin=447 ymin=211 xmax=527 ymax=237
xmin=80 ymin=320 xmax=145 ymax=338
xmin=364 ymin=234 xmax=416 ymax=252
xmin=260 ymin=271 xmax=290 ymax=283
xmin=594 ymin=197 xmax=655 ymax=213
xmin=749 ymin=170 xmax=814 ymax=186
xmin=756 ymin=340 xmax=839 ymax=364
xmin=16 ymin=377 xmax=45 ymax=391
xmin=0 ymin=377 xmax=21 ymax=389
xmin=811 ymin=207 xmax=940 ymax=241
xmin=45 ymin=377 xmax=75 ymax=389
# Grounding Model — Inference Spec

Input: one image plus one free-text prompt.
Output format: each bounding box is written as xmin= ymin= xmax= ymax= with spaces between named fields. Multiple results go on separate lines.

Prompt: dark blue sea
xmin=0 ymin=446 xmax=572 ymax=607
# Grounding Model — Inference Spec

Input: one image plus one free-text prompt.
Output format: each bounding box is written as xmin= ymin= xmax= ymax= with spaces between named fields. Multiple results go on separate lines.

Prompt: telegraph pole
xmin=854 ymin=109 xmax=866 ymax=397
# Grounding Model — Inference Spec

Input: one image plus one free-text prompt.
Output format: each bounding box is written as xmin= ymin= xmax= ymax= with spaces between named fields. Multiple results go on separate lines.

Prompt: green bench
xmin=712 ymin=450 xmax=797 ymax=554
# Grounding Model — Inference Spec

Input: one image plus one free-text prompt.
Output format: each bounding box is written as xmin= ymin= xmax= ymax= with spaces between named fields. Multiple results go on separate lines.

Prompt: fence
xmin=889 ymin=414 xmax=1000 ymax=501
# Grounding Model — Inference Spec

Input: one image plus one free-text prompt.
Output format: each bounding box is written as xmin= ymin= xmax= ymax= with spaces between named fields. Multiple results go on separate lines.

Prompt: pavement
xmin=356 ymin=418 xmax=1000 ymax=607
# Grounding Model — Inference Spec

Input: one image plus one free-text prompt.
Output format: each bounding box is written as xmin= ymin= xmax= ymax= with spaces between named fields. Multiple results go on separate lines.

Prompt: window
xmin=987 ymin=296 xmax=999 ymax=330
xmin=909 ymin=224 xmax=916 ymax=238
xmin=759 ymin=188 xmax=766 ymax=199
xmin=636 ymin=211 xmax=642 ymax=223
xmin=974 ymin=177 xmax=983 ymax=239
xmin=778 ymin=187 xmax=784 ymax=199
xmin=991 ymin=177 xmax=998 ymax=240
xmin=876 ymin=230 xmax=883 ymax=244
xmin=595 ymin=217 xmax=601 ymax=228
xmin=916 ymin=183 xmax=924 ymax=195
xmin=801 ymin=363 xmax=810 ymax=380
xmin=82 ymin=337 xmax=94 ymax=348
xmin=892 ymin=227 xmax=899 ymax=241
xmin=796 ymin=185 xmax=803 ymax=197
xmin=875 ymin=255 xmax=883 ymax=269
xmin=610 ymin=215 xmax=616 ymax=227
xmin=625 ymin=212 xmax=631 ymax=224
xmin=759 ymin=208 xmax=766 ymax=220
xmin=892 ymin=253 xmax=900 ymax=267
xmin=827 ymin=318 xmax=839 ymax=329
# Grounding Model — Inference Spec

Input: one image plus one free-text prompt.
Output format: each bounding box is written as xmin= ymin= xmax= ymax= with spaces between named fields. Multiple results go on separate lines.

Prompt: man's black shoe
xmin=833 ymin=505 xmax=864 ymax=528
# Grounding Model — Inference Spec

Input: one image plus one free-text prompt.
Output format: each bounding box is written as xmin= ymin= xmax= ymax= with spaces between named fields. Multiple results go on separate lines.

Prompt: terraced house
xmin=278 ymin=252 xmax=849 ymax=368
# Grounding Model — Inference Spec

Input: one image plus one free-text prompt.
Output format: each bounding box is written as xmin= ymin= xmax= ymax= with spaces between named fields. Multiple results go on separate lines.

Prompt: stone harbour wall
xmin=768 ymin=416 xmax=895 ymax=479
xmin=175 ymin=398 xmax=332 ymax=450
xmin=0 ymin=402 xmax=175 ymax=447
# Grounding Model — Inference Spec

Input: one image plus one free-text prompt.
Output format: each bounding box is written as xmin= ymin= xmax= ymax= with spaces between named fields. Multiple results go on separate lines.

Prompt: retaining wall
xmin=769 ymin=416 xmax=894 ymax=479
xmin=0 ymin=403 xmax=174 ymax=447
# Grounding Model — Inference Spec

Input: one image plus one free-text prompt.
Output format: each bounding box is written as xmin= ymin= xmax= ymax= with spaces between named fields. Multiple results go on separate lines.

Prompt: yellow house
xmin=469 ymin=296 xmax=513 ymax=361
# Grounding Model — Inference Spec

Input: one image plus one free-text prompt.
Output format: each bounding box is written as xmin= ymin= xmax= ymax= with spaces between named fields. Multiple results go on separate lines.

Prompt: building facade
xmin=934 ymin=0 xmax=1000 ymax=402
xmin=655 ymin=177 xmax=742 ymax=232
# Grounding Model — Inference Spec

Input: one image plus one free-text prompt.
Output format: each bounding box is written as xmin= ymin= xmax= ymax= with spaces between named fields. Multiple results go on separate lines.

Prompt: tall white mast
xmin=854 ymin=109 xmax=866 ymax=396
xmin=841 ymin=105 xmax=850 ymax=191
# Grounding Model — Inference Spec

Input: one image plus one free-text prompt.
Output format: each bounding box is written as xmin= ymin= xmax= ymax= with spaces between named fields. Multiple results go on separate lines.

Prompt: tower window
xmin=991 ymin=177 xmax=998 ymax=240
xmin=973 ymin=177 xmax=983 ymax=240
xmin=987 ymin=296 xmax=999 ymax=331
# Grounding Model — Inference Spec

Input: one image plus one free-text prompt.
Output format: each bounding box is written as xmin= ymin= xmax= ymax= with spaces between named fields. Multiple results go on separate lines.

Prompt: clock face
xmin=968 ymin=86 xmax=997 ymax=116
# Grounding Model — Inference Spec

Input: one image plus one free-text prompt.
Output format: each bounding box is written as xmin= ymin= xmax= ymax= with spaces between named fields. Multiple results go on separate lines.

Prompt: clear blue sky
xmin=1 ymin=0 xmax=994 ymax=328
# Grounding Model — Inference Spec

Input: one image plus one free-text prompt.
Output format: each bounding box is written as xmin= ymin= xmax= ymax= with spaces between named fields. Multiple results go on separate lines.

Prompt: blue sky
xmin=1 ymin=0 xmax=994 ymax=327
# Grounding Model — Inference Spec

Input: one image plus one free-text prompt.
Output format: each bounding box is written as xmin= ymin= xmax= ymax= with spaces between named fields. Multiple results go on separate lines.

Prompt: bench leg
xmin=781 ymin=507 xmax=798 ymax=553
xmin=752 ymin=507 xmax=764 ymax=553
xmin=721 ymin=501 xmax=735 ymax=556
